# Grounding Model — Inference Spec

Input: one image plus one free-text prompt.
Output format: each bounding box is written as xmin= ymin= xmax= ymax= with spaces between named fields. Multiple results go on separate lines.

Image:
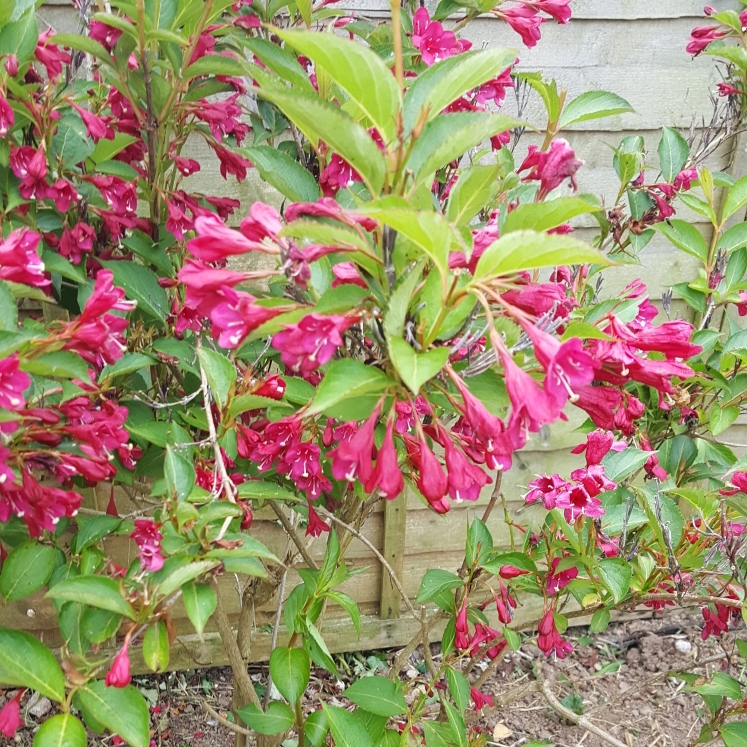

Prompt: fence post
xmin=379 ymin=494 xmax=407 ymax=619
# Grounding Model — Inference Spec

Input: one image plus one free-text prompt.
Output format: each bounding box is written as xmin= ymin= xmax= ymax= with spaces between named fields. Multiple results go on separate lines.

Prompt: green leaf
xmin=52 ymin=112 xmax=95 ymax=167
xmin=407 ymin=112 xmax=519 ymax=185
xmin=270 ymin=647 xmax=310 ymax=704
xmin=0 ymin=540 xmax=56 ymax=601
xmin=83 ymin=608 xmax=122 ymax=644
xmin=443 ymin=701 xmax=467 ymax=746
xmin=473 ymin=230 xmax=606 ymax=280
xmin=590 ymin=608 xmax=611 ymax=633
xmin=383 ymin=262 xmax=425 ymax=340
xmin=0 ymin=281 xmax=17 ymax=332
xmin=236 ymin=480 xmax=299 ymax=502
xmin=0 ymin=628 xmax=65 ymax=701
xmin=41 ymin=249 xmax=87 ymax=285
xmin=722 ymin=723 xmax=747 ymax=747
xmin=446 ymin=164 xmax=501 ymax=226
xmin=241 ymin=145 xmax=320 ymax=203
xmin=692 ymin=672 xmax=743 ymax=700
xmin=360 ymin=206 xmax=454 ymax=297
xmin=415 ymin=569 xmax=463 ymax=604
xmin=0 ymin=7 xmax=37 ymax=63
xmin=182 ymin=581 xmax=217 ymax=636
xmin=403 ymin=47 xmax=518 ymax=131
xmin=240 ymin=38 xmax=314 ymax=91
xmin=21 ymin=351 xmax=91 ymax=381
xmin=183 ymin=53 xmax=248 ymax=80
xmin=101 ymin=353 xmax=155 ymax=381
xmin=196 ymin=347 xmax=236 ymax=412
xmin=423 ymin=722 xmax=452 ymax=747
xmin=481 ymin=551 xmax=538 ymax=574
xmin=238 ymin=702 xmax=295 ymax=735
xmin=143 ymin=621 xmax=169 ymax=673
xmin=656 ymin=126 xmax=690 ymax=182
xmin=156 ymin=559 xmax=219 ymax=597
xmin=559 ymin=90 xmax=634 ymax=128
xmin=91 ymin=133 xmax=138 ymax=164
xmin=502 ymin=197 xmax=599 ymax=234
xmin=388 ymin=339 xmax=449 ymax=394
xmin=51 ymin=33 xmax=114 ymax=66
xmin=46 ymin=576 xmax=135 ymax=619
xmin=33 ymin=713 xmax=87 ymax=747
xmin=304 ymin=620 xmax=338 ymax=674
xmin=305 ymin=709 xmax=329 ymax=747
xmin=652 ymin=220 xmax=707 ymax=261
xmin=445 ymin=668 xmax=471 ymax=714
xmin=308 ymin=359 xmax=391 ymax=417
xmin=276 ymin=29 xmax=400 ymax=143
xmin=717 ymin=222 xmax=747 ymax=254
xmin=345 ymin=676 xmax=407 ymax=717
xmin=711 ymin=405 xmax=740 ymax=436
xmin=722 ymin=174 xmax=747 ymax=222
xmin=601 ymin=448 xmax=652 ymax=482
xmin=256 ymin=87 xmax=385 ymax=195
xmin=228 ymin=394 xmax=288 ymax=419
xmin=99 ymin=260 xmax=168 ymax=323
xmin=597 ymin=559 xmax=632 ymax=603
xmin=77 ymin=682 xmax=150 ymax=747
xmin=322 ymin=704 xmax=373 ymax=747
xmin=75 ymin=516 xmax=122 ymax=552
xmin=326 ymin=590 xmax=361 ymax=634
xmin=164 ymin=445 xmax=196 ymax=502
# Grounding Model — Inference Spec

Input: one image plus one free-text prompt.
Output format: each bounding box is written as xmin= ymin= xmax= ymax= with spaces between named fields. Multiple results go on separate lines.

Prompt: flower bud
xmin=4 ymin=55 xmax=18 ymax=77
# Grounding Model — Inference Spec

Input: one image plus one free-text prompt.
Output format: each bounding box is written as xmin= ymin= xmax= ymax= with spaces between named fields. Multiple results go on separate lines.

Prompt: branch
xmin=536 ymin=679 xmax=628 ymax=747
xmin=269 ymin=501 xmax=318 ymax=570
xmin=201 ymin=700 xmax=254 ymax=737
xmin=317 ymin=506 xmax=420 ymax=621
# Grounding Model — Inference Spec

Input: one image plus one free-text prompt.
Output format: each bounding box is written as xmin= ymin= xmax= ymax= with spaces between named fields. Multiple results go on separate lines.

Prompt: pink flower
xmin=173 ymin=155 xmax=201 ymax=176
xmin=574 ymin=385 xmax=622 ymax=431
xmin=537 ymin=609 xmax=573 ymax=658
xmin=329 ymin=408 xmax=379 ymax=484
xmin=285 ymin=198 xmax=377 ymax=232
xmin=46 ymin=179 xmax=79 ymax=212
xmin=130 ymin=519 xmax=165 ymax=572
xmin=240 ymin=202 xmax=282 ymax=242
xmin=35 ymin=29 xmax=71 ymax=78
xmin=332 ymin=262 xmax=367 ymax=289
xmin=210 ymin=142 xmax=252 ymax=181
xmin=255 ymin=375 xmax=286 ymax=400
xmin=500 ymin=350 xmax=561 ymax=435
xmin=571 ymin=464 xmax=616 ymax=498
xmin=555 ymin=482 xmax=605 ymax=522
xmin=0 ymin=93 xmax=13 ymax=137
xmin=496 ymin=5 xmax=544 ymax=47
xmin=0 ymin=228 xmax=48 ymax=288
xmin=531 ymin=0 xmax=572 ymax=23
xmin=720 ymin=471 xmax=747 ymax=496
xmin=0 ymin=690 xmax=24 ymax=738
xmin=283 ymin=441 xmax=331 ymax=500
xmin=188 ymin=214 xmax=279 ymax=262
xmin=443 ymin=436 xmax=491 ymax=501
xmin=521 ymin=323 xmax=596 ymax=405
xmin=59 ymin=222 xmax=96 ymax=264
xmin=70 ymin=102 xmax=114 ymax=142
xmin=518 ymin=139 xmax=583 ymax=199
xmin=208 ymin=288 xmax=286 ymax=349
xmin=272 ymin=314 xmax=355 ymax=380
xmin=0 ymin=356 xmax=31 ymax=411
xmin=415 ymin=437 xmax=449 ymax=511
xmin=546 ymin=557 xmax=578 ymax=594
xmin=306 ymin=498 xmax=330 ymax=537
xmin=673 ymin=168 xmax=698 ymax=191
xmin=191 ymin=94 xmax=248 ymax=143
xmin=455 ymin=599 xmax=470 ymax=650
xmin=319 ymin=154 xmax=362 ymax=196
xmin=10 ymin=145 xmax=48 ymax=200
xmin=412 ymin=7 xmax=458 ymax=65
xmin=4 ymin=55 xmax=18 ymax=77
xmin=88 ymin=20 xmax=122 ymax=51
xmin=364 ymin=419 xmax=404 ymax=500
xmin=470 ymin=687 xmax=493 ymax=711
xmin=570 ymin=429 xmax=625 ymax=466
xmin=686 ymin=25 xmax=728 ymax=56
xmin=105 ymin=638 xmax=132 ymax=687
xmin=524 ymin=473 xmax=568 ymax=509
xmin=90 ymin=175 xmax=137 ymax=214
xmin=475 ymin=66 xmax=515 ymax=107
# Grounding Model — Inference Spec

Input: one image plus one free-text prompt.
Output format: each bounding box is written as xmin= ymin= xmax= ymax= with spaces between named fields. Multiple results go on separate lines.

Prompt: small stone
xmin=674 ymin=639 xmax=692 ymax=654
xmin=492 ymin=723 xmax=513 ymax=740
xmin=594 ymin=662 xmax=602 ymax=671
xmin=28 ymin=696 xmax=52 ymax=718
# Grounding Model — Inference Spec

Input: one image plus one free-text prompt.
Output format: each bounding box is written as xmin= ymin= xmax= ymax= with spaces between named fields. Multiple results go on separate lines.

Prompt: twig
xmin=317 ymin=506 xmax=420 ymax=621
xmin=471 ymin=642 xmax=511 ymax=690
xmin=269 ymin=501 xmax=318 ymax=570
xmin=464 ymin=677 xmax=535 ymax=724
xmin=536 ymin=679 xmax=629 ymax=747
xmin=201 ymin=700 xmax=254 ymax=737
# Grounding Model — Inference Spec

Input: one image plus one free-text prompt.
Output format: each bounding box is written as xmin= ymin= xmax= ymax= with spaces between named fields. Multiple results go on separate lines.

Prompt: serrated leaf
xmin=0 ymin=540 xmax=56 ymax=601
xmin=196 ymin=347 xmax=236 ymax=412
xmin=446 ymin=164 xmax=501 ymax=225
xmin=652 ymin=220 xmax=708 ymax=261
xmin=723 ymin=174 xmax=747 ymax=222
xmin=182 ymin=581 xmax=217 ymax=636
xmin=77 ymin=683 xmax=150 ymax=747
xmin=308 ymin=359 xmax=391 ymax=417
xmin=601 ymin=448 xmax=652 ymax=482
xmin=46 ymin=576 xmax=135 ymax=619
xmin=241 ymin=145 xmax=320 ymax=203
xmin=99 ymin=260 xmax=168 ymax=323
xmin=657 ymin=126 xmax=690 ymax=182
xmin=473 ymin=230 xmax=606 ymax=280
xmin=270 ymin=647 xmax=310 ymax=704
xmin=597 ymin=559 xmax=632 ymax=603
xmin=388 ymin=338 xmax=449 ymax=394
xmin=322 ymin=704 xmax=373 ymax=747
xmin=239 ymin=702 xmax=295 ymax=735
xmin=559 ymin=91 xmax=634 ymax=128
xmin=345 ymin=676 xmax=407 ymax=717
xmin=722 ymin=722 xmax=747 ymax=747
xmin=0 ymin=628 xmax=65 ymax=701
xmin=415 ymin=569 xmax=463 ymax=604
xmin=502 ymin=197 xmax=599 ymax=234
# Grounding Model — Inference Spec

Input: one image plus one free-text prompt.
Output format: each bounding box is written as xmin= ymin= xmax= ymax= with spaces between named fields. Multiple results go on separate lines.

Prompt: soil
xmin=5 ymin=608 xmax=747 ymax=747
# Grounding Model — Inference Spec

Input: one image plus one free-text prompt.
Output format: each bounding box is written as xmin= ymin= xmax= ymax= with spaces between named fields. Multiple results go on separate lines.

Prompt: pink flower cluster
xmin=518 ymin=138 xmax=584 ymax=200
xmin=686 ymin=9 xmax=747 ymax=55
xmin=130 ymin=520 xmax=165 ymax=573
xmin=538 ymin=609 xmax=573 ymax=658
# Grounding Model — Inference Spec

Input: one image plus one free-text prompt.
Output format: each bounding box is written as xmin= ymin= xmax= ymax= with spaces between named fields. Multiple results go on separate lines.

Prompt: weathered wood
xmin=379 ymin=494 xmax=409 ymax=619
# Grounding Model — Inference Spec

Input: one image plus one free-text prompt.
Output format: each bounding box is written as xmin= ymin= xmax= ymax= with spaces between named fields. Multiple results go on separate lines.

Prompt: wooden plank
xmin=379 ymin=494 xmax=408 ymax=619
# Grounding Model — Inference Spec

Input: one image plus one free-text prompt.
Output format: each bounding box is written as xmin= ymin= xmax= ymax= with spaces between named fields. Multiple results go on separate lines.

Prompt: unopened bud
xmin=4 ymin=55 xmax=18 ymax=77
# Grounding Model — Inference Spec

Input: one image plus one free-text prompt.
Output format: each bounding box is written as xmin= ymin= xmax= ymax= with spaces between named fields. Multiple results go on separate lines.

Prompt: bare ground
xmin=6 ymin=608 xmax=746 ymax=747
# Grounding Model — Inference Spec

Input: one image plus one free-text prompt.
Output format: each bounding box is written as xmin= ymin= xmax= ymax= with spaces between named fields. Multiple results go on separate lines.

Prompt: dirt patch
xmin=5 ymin=608 xmax=745 ymax=747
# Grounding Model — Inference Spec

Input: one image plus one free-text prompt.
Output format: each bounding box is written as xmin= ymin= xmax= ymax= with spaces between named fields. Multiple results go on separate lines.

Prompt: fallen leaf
xmin=492 ymin=722 xmax=513 ymax=740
